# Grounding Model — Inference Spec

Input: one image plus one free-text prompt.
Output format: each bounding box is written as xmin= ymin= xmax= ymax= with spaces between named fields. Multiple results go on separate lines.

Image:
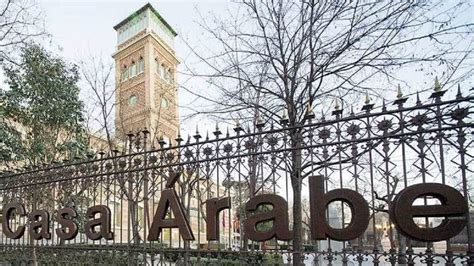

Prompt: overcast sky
xmin=42 ymin=0 xmax=227 ymax=60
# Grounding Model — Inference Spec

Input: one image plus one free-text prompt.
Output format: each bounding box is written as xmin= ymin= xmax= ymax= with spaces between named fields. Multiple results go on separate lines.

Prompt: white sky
xmin=41 ymin=0 xmax=228 ymax=59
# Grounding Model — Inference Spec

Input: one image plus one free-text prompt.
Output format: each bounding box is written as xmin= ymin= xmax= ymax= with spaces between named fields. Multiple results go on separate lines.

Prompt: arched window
xmin=161 ymin=97 xmax=169 ymax=109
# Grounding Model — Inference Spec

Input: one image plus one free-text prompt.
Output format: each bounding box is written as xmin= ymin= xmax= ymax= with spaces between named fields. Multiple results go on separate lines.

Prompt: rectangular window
xmin=169 ymin=70 xmax=173 ymax=83
xmin=165 ymin=70 xmax=172 ymax=84
xmin=138 ymin=58 xmax=144 ymax=73
xmin=160 ymin=64 xmax=165 ymax=79
xmin=130 ymin=63 xmax=137 ymax=77
xmin=122 ymin=68 xmax=129 ymax=81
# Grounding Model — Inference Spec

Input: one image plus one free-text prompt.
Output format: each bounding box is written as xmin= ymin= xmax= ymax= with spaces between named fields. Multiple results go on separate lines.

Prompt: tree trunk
xmin=397 ymin=233 xmax=407 ymax=264
xmin=292 ymin=178 xmax=303 ymax=266
xmin=291 ymin=132 xmax=303 ymax=266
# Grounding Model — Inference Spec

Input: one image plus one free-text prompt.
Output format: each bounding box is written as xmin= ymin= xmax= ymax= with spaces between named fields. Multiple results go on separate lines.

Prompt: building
xmin=113 ymin=3 xmax=179 ymax=145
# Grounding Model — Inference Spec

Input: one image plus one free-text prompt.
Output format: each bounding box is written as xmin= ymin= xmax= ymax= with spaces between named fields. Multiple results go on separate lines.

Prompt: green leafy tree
xmin=1 ymin=43 xmax=87 ymax=167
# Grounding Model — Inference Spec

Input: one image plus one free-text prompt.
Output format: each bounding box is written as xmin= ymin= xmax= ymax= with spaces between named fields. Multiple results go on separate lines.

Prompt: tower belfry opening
xmin=113 ymin=3 xmax=179 ymax=145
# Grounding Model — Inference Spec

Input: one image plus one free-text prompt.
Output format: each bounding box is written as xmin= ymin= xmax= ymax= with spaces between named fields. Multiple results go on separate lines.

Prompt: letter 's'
xmin=148 ymin=189 xmax=194 ymax=241
xmin=84 ymin=205 xmax=114 ymax=240
xmin=244 ymin=194 xmax=292 ymax=241
xmin=2 ymin=202 xmax=26 ymax=239
xmin=390 ymin=183 xmax=468 ymax=241
xmin=56 ymin=207 xmax=78 ymax=240
xmin=309 ymin=175 xmax=370 ymax=241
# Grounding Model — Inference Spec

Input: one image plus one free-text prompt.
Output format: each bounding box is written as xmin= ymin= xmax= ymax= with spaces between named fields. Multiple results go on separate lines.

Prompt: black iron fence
xmin=0 ymin=90 xmax=472 ymax=265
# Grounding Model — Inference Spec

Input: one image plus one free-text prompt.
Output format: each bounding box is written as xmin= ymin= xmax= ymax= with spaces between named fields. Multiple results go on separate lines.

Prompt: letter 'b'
xmin=309 ymin=175 xmax=370 ymax=241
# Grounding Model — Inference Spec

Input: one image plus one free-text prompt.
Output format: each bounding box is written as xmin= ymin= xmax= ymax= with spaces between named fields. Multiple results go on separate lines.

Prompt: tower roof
xmin=113 ymin=3 xmax=177 ymax=36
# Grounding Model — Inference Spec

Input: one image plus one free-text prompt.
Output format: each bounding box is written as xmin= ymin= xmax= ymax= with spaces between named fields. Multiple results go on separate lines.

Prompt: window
xmin=130 ymin=62 xmax=137 ymax=77
xmin=161 ymin=97 xmax=169 ymax=109
xmin=155 ymin=58 xmax=160 ymax=73
xmin=138 ymin=58 xmax=144 ymax=73
xmin=165 ymin=69 xmax=171 ymax=83
xmin=128 ymin=95 xmax=138 ymax=106
xmin=160 ymin=64 xmax=165 ymax=78
xmin=121 ymin=67 xmax=129 ymax=81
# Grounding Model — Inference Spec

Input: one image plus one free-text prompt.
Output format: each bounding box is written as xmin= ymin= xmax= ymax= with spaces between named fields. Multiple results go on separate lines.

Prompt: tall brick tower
xmin=113 ymin=3 xmax=179 ymax=144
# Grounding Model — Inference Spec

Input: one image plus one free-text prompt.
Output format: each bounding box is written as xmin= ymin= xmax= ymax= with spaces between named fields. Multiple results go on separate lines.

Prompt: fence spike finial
xmin=305 ymin=101 xmax=315 ymax=119
xmin=158 ymin=135 xmax=165 ymax=147
xmin=416 ymin=91 xmax=421 ymax=105
xmin=256 ymin=112 xmax=263 ymax=127
xmin=282 ymin=107 xmax=288 ymax=119
xmin=382 ymin=99 xmax=386 ymax=111
xmin=364 ymin=91 xmax=371 ymax=105
xmin=306 ymin=101 xmax=313 ymax=114
xmin=434 ymin=76 xmax=442 ymax=92
xmin=334 ymin=98 xmax=340 ymax=110
xmin=280 ymin=107 xmax=289 ymax=125
xmin=456 ymin=84 xmax=462 ymax=99
xmin=397 ymin=84 xmax=403 ymax=99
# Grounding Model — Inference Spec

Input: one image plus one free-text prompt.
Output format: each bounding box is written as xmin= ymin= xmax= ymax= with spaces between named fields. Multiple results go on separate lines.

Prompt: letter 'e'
xmin=390 ymin=183 xmax=468 ymax=242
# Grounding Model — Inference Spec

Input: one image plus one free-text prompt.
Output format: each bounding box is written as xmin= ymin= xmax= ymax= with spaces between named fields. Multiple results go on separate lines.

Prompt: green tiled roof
xmin=113 ymin=3 xmax=177 ymax=36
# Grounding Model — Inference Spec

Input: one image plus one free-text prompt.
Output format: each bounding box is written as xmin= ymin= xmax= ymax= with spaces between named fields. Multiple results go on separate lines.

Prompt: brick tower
xmin=113 ymin=3 xmax=179 ymax=145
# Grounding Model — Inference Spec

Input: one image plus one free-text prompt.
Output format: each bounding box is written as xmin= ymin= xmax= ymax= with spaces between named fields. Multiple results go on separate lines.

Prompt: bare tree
xmin=0 ymin=0 xmax=47 ymax=65
xmin=79 ymin=56 xmax=116 ymax=151
xmin=183 ymin=1 xmax=473 ymax=264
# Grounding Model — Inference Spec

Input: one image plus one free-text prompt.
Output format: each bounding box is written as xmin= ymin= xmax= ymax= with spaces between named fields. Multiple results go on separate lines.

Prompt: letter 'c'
xmin=2 ymin=202 xmax=26 ymax=239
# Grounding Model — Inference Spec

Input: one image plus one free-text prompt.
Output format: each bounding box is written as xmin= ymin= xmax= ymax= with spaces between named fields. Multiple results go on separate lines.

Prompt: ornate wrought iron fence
xmin=0 ymin=90 xmax=472 ymax=265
